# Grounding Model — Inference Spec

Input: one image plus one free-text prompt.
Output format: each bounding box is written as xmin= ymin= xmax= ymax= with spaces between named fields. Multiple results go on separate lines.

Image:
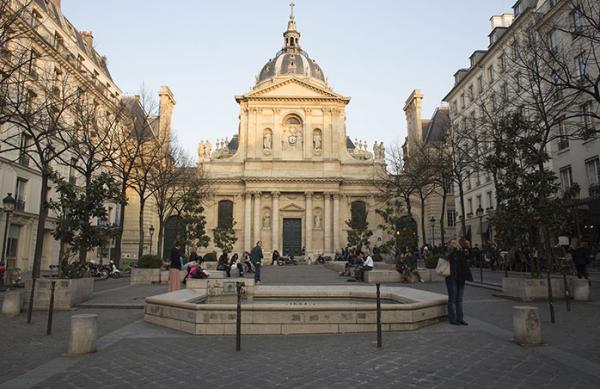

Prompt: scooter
xmin=106 ymin=260 xmax=121 ymax=279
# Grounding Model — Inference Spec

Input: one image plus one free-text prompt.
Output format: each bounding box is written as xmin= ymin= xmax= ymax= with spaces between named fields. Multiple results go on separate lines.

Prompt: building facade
xmin=198 ymin=6 xmax=387 ymax=258
xmin=443 ymin=0 xmax=600 ymax=247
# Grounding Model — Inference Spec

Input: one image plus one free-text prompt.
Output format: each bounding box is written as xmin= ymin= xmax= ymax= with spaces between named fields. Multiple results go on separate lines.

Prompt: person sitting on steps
xmin=217 ymin=251 xmax=231 ymax=277
xmin=230 ymin=253 xmax=244 ymax=277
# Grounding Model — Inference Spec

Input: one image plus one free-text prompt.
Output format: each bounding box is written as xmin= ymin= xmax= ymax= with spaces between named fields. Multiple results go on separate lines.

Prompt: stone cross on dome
xmin=290 ymin=0 xmax=295 ymax=20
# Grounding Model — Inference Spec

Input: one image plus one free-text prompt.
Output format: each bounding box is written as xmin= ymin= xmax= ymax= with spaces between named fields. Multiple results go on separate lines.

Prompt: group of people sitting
xmin=338 ymin=248 xmax=374 ymax=281
xmin=215 ymin=252 xmax=256 ymax=277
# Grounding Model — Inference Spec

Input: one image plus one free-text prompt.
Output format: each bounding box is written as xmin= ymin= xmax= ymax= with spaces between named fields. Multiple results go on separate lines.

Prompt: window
xmin=478 ymin=76 xmax=484 ymax=95
xmin=467 ymin=198 xmax=473 ymax=215
xmin=350 ymin=201 xmax=367 ymax=227
xmin=460 ymin=93 xmax=466 ymax=109
xmin=487 ymin=191 xmax=494 ymax=209
xmin=468 ymin=85 xmax=474 ymax=101
xmin=499 ymin=54 xmax=506 ymax=72
xmin=476 ymin=195 xmax=482 ymax=210
xmin=487 ymin=65 xmax=494 ymax=84
xmin=31 ymin=10 xmax=41 ymax=28
xmin=501 ymin=83 xmax=509 ymax=101
xmin=581 ymin=101 xmax=595 ymax=133
xmin=15 ymin=177 xmax=27 ymax=211
xmin=217 ymin=200 xmax=234 ymax=228
xmin=586 ymin=157 xmax=600 ymax=187
xmin=558 ymin=118 xmax=569 ymax=151
xmin=447 ymin=209 xmax=457 ymax=227
xmin=466 ymin=171 xmax=472 ymax=190
xmin=576 ymin=52 xmax=588 ymax=81
xmin=560 ymin=166 xmax=573 ymax=191
xmin=548 ymin=29 xmax=558 ymax=52
xmin=18 ymin=133 xmax=31 ymax=166
xmin=285 ymin=116 xmax=302 ymax=126
xmin=552 ymin=72 xmax=563 ymax=101
xmin=515 ymin=72 xmax=522 ymax=93
xmin=6 ymin=224 xmax=21 ymax=261
xmin=573 ymin=8 xmax=584 ymax=34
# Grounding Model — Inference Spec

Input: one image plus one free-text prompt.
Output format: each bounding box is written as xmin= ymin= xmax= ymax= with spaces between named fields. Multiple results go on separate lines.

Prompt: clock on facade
xmin=288 ymin=135 xmax=297 ymax=145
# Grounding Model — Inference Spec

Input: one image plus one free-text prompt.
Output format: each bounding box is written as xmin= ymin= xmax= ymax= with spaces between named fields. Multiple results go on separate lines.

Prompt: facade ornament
xmin=263 ymin=212 xmax=271 ymax=229
xmin=263 ymin=131 xmax=272 ymax=150
xmin=314 ymin=213 xmax=322 ymax=229
xmin=272 ymin=191 xmax=281 ymax=198
xmin=313 ymin=131 xmax=322 ymax=151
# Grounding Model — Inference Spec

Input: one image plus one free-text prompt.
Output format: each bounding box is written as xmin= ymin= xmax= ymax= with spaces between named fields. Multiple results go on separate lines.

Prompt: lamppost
xmin=429 ymin=216 xmax=436 ymax=248
xmin=2 ymin=193 xmax=16 ymax=287
xmin=476 ymin=206 xmax=484 ymax=283
xmin=149 ymin=225 xmax=155 ymax=256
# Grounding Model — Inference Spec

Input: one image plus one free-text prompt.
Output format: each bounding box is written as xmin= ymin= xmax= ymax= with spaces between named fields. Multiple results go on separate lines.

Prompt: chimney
xmin=50 ymin=0 xmax=61 ymax=10
xmin=158 ymin=86 xmax=176 ymax=142
xmin=81 ymin=31 xmax=94 ymax=48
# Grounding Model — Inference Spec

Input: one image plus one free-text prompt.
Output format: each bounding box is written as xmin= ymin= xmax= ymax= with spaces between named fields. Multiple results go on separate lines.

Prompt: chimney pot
xmin=81 ymin=31 xmax=94 ymax=48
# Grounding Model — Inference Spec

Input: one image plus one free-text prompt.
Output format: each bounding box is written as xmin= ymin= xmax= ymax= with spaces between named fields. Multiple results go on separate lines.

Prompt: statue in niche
xmin=314 ymin=213 xmax=322 ymax=229
xmin=313 ymin=131 xmax=322 ymax=151
xmin=263 ymin=213 xmax=271 ymax=229
xmin=263 ymin=131 xmax=272 ymax=150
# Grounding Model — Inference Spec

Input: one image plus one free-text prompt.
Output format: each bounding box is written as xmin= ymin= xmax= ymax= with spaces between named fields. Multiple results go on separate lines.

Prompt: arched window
xmin=285 ymin=115 xmax=302 ymax=126
xmin=350 ymin=201 xmax=367 ymax=226
xmin=218 ymin=200 xmax=234 ymax=228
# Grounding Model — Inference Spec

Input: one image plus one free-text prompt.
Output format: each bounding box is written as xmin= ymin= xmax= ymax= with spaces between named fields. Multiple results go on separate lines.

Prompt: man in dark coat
xmin=250 ymin=241 xmax=264 ymax=283
xmin=573 ymin=242 xmax=590 ymax=279
xmin=445 ymin=239 xmax=473 ymax=326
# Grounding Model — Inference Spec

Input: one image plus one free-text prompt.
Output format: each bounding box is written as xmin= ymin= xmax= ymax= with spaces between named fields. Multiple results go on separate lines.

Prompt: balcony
xmin=15 ymin=200 xmax=25 ymax=212
xmin=18 ymin=154 xmax=29 ymax=167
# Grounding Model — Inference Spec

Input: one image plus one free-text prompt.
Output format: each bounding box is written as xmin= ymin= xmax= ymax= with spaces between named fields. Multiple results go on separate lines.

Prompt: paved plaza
xmin=1 ymin=266 xmax=599 ymax=388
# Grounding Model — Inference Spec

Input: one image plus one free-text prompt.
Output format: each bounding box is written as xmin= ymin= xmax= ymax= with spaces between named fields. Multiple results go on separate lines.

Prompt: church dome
xmin=256 ymin=1 xmax=326 ymax=86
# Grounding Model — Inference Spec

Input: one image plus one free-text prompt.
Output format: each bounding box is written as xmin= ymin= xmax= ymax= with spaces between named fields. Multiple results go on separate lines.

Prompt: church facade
xmin=198 ymin=5 xmax=386 ymax=258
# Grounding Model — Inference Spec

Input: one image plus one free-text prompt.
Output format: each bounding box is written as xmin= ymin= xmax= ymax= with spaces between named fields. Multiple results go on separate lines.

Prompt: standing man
xmin=251 ymin=241 xmax=264 ymax=284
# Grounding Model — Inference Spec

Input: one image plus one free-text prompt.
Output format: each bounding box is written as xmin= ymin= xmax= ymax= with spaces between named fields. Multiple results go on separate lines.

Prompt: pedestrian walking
xmin=573 ymin=241 xmax=591 ymax=279
xmin=445 ymin=239 xmax=473 ymax=325
xmin=251 ymin=241 xmax=264 ymax=284
xmin=169 ymin=242 xmax=183 ymax=292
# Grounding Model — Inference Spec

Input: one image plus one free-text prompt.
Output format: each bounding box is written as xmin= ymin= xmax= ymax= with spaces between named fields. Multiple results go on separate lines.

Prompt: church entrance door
xmin=282 ymin=218 xmax=302 ymax=256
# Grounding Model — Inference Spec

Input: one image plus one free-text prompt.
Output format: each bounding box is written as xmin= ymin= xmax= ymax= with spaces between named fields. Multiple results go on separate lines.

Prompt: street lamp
xmin=476 ymin=206 xmax=484 ymax=283
xmin=2 ymin=193 xmax=16 ymax=287
xmin=149 ymin=225 xmax=155 ymax=256
xmin=429 ymin=216 xmax=436 ymax=247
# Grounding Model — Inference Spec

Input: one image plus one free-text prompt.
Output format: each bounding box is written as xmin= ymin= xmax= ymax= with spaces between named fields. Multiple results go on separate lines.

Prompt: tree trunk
xmin=440 ymin=190 xmax=447 ymax=245
xmin=113 ymin=200 xmax=127 ymax=266
xmin=138 ymin=196 xmax=146 ymax=260
xmin=157 ymin=219 xmax=165 ymax=260
xmin=420 ymin=194 xmax=427 ymax=247
xmin=457 ymin=179 xmax=467 ymax=239
xmin=31 ymin=172 xmax=49 ymax=279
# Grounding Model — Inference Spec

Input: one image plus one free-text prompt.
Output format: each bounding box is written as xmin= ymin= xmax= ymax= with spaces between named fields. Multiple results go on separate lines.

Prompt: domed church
xmin=198 ymin=2 xmax=387 ymax=258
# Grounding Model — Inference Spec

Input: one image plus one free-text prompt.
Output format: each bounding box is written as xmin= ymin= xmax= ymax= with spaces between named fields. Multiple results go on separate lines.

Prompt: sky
xmin=61 ymin=0 xmax=512 ymax=159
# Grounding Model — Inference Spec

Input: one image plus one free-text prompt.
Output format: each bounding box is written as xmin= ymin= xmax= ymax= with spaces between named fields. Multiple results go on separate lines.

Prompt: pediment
xmin=243 ymin=79 xmax=347 ymax=100
xmin=279 ymin=203 xmax=305 ymax=212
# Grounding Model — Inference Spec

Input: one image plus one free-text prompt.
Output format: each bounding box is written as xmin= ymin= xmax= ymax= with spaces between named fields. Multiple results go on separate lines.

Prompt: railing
xmin=14 ymin=200 xmax=25 ymax=212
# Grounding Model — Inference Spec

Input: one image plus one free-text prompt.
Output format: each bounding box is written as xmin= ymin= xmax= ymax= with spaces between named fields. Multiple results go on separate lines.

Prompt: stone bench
xmin=417 ymin=269 xmax=445 ymax=283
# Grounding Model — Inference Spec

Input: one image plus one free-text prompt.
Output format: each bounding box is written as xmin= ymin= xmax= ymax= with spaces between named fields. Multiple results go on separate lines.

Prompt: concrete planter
xmin=130 ymin=268 xmax=161 ymax=285
xmin=502 ymin=277 xmax=564 ymax=302
xmin=25 ymin=278 xmax=94 ymax=311
xmin=160 ymin=270 xmax=188 ymax=284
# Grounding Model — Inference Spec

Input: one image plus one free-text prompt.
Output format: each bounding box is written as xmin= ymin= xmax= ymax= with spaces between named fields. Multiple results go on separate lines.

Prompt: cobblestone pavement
xmin=0 ymin=265 xmax=599 ymax=388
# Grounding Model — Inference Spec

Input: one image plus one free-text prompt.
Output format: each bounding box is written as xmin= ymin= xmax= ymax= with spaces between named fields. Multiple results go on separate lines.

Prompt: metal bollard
xmin=47 ymin=281 xmax=56 ymax=335
xmin=546 ymin=270 xmax=555 ymax=324
xmin=376 ymin=283 xmax=382 ymax=348
xmin=562 ymin=272 xmax=571 ymax=312
xmin=236 ymin=281 xmax=245 ymax=352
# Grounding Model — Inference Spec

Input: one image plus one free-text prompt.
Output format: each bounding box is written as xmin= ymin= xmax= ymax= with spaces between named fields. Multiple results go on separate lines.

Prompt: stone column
xmin=324 ymin=193 xmax=331 ymax=254
xmin=272 ymin=192 xmax=280 ymax=253
xmin=244 ymin=192 xmax=252 ymax=251
xmin=253 ymin=192 xmax=261 ymax=246
xmin=333 ymin=193 xmax=340 ymax=252
xmin=305 ymin=192 xmax=313 ymax=256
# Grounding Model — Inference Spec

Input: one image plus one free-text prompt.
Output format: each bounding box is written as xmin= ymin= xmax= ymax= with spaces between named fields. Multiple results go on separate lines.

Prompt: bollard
xmin=376 ymin=283 xmax=382 ymax=348
xmin=2 ymin=290 xmax=21 ymax=317
xmin=513 ymin=306 xmax=542 ymax=346
xmin=68 ymin=314 xmax=97 ymax=355
xmin=235 ymin=282 xmax=245 ymax=352
xmin=46 ymin=281 xmax=56 ymax=335
xmin=571 ymin=278 xmax=591 ymax=302
xmin=563 ymin=272 xmax=571 ymax=312
xmin=546 ymin=270 xmax=555 ymax=324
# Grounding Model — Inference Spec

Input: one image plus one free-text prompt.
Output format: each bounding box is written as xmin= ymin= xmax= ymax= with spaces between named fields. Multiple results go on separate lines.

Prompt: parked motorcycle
xmin=87 ymin=261 xmax=109 ymax=280
xmin=106 ymin=260 xmax=121 ymax=279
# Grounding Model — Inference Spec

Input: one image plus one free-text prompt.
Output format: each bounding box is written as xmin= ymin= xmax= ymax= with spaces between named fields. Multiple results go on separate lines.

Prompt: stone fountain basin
xmin=144 ymin=285 xmax=448 ymax=335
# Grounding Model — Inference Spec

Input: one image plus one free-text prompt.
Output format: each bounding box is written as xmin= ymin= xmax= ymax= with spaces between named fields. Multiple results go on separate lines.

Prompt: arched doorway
xmin=163 ymin=215 xmax=184 ymax=260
